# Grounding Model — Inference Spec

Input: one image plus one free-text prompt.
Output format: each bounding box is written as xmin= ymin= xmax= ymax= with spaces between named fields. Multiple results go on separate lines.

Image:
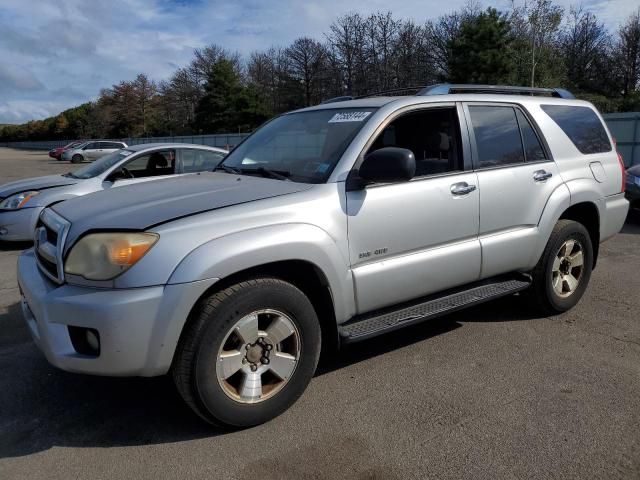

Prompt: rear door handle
xmin=450 ymin=182 xmax=477 ymax=196
xmin=533 ymin=170 xmax=553 ymax=182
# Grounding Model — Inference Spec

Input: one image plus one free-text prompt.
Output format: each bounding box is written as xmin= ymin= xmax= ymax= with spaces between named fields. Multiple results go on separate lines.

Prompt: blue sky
xmin=0 ymin=0 xmax=637 ymax=124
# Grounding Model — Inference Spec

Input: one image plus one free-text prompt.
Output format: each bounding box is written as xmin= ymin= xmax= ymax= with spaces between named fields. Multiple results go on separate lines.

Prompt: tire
xmin=71 ymin=154 xmax=84 ymax=164
xmin=172 ymin=278 xmax=321 ymax=427
xmin=530 ymin=219 xmax=593 ymax=314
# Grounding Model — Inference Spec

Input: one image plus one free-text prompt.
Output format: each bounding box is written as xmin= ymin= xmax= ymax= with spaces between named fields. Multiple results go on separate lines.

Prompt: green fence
xmin=603 ymin=112 xmax=640 ymax=167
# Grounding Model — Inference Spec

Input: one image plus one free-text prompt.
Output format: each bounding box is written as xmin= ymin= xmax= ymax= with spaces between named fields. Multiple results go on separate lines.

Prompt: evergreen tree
xmin=448 ymin=8 xmax=513 ymax=85
xmin=194 ymin=60 xmax=269 ymax=133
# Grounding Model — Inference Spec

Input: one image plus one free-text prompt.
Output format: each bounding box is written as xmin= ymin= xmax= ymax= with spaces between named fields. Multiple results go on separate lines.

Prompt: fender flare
xmin=168 ymin=223 xmax=356 ymax=323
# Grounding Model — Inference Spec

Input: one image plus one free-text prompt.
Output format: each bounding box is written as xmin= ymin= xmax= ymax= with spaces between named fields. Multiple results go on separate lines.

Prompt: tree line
xmin=2 ymin=1 xmax=640 ymax=143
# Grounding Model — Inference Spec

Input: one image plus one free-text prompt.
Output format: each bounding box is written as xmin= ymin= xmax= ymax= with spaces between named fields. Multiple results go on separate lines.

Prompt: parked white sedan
xmin=0 ymin=143 xmax=227 ymax=241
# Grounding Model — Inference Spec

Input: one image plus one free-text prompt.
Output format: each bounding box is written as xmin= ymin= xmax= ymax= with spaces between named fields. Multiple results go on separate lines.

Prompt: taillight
xmin=613 ymin=138 xmax=626 ymax=193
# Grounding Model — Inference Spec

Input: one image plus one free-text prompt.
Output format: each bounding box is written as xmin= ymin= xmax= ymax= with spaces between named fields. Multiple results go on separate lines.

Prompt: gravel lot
xmin=1 ymin=147 xmax=639 ymax=479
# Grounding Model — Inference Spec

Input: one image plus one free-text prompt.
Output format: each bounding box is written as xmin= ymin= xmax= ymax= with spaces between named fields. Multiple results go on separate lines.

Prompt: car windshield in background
xmin=220 ymin=108 xmax=378 ymax=183
xmin=67 ymin=149 xmax=134 ymax=179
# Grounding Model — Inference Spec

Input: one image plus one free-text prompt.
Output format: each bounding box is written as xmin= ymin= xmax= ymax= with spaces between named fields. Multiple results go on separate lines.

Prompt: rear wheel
xmin=71 ymin=154 xmax=84 ymax=164
xmin=530 ymin=220 xmax=593 ymax=314
xmin=172 ymin=278 xmax=321 ymax=427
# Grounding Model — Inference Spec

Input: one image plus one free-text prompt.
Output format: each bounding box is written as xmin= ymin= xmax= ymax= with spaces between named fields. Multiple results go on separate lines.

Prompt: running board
xmin=339 ymin=276 xmax=531 ymax=343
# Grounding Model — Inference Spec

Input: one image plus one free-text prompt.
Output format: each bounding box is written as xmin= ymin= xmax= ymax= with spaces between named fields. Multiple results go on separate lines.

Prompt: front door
xmin=346 ymin=104 xmax=481 ymax=314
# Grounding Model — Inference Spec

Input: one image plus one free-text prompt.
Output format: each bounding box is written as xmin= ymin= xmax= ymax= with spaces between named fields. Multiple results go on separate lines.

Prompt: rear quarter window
xmin=541 ymin=105 xmax=611 ymax=154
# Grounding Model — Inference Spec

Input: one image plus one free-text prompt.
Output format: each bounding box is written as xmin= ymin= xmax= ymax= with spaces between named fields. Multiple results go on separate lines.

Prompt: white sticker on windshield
xmin=328 ymin=111 xmax=372 ymax=123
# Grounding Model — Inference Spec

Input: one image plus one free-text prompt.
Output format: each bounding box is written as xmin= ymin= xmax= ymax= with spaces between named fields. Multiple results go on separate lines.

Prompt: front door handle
xmin=450 ymin=182 xmax=477 ymax=196
xmin=533 ymin=170 xmax=553 ymax=182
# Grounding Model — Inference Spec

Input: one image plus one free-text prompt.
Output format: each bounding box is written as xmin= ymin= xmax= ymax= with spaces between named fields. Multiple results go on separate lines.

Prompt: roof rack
xmin=318 ymin=83 xmax=574 ymax=104
xmin=419 ymin=84 xmax=575 ymax=99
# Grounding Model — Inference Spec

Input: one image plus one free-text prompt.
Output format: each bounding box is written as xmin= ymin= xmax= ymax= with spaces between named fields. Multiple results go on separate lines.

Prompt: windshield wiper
xmin=62 ymin=172 xmax=77 ymax=179
xmin=215 ymin=165 xmax=241 ymax=174
xmin=248 ymin=167 xmax=291 ymax=181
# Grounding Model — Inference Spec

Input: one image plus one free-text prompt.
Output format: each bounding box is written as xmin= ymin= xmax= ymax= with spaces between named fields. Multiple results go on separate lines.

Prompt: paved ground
xmin=0 ymin=147 xmax=639 ymax=479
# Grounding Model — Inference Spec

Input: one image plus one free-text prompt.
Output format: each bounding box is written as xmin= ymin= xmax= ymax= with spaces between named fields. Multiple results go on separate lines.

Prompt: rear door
xmin=463 ymin=103 xmax=563 ymax=278
xmin=346 ymin=103 xmax=481 ymax=313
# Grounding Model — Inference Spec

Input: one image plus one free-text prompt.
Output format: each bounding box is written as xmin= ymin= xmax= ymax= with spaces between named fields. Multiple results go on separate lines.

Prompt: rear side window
xmin=515 ymin=109 xmax=547 ymax=162
xmin=181 ymin=149 xmax=225 ymax=173
xmin=468 ymin=106 xmax=524 ymax=167
xmin=541 ymin=105 xmax=611 ymax=154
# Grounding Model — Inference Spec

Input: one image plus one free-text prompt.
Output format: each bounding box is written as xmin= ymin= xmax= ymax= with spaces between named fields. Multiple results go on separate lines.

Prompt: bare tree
xmin=616 ymin=9 xmax=640 ymax=95
xmin=133 ymin=74 xmax=157 ymax=136
xmin=189 ymin=44 xmax=242 ymax=87
xmin=285 ymin=37 xmax=328 ymax=106
xmin=326 ymin=13 xmax=368 ymax=95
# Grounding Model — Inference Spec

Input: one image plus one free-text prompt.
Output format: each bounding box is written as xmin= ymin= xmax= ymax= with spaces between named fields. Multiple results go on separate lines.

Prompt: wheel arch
xmin=559 ymin=202 xmax=600 ymax=268
xmin=179 ymin=259 xmax=340 ymax=360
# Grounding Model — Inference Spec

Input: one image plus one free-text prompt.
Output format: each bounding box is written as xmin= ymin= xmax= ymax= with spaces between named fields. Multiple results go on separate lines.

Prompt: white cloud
xmin=0 ymin=0 xmax=638 ymax=123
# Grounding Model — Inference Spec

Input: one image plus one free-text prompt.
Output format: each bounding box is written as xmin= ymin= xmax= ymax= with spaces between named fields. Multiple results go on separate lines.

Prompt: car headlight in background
xmin=0 ymin=191 xmax=39 ymax=210
xmin=65 ymin=232 xmax=159 ymax=280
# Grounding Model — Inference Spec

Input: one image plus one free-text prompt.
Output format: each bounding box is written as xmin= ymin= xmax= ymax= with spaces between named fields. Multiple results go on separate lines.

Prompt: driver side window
xmin=119 ymin=150 xmax=176 ymax=178
xmin=366 ymin=107 xmax=463 ymax=177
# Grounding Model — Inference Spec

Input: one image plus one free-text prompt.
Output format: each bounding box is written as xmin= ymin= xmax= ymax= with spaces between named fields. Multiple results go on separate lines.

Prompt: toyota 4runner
xmin=17 ymin=84 xmax=629 ymax=427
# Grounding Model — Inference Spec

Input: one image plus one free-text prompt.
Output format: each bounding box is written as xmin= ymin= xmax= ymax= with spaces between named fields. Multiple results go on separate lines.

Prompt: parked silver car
xmin=61 ymin=140 xmax=128 ymax=163
xmin=0 ymin=143 xmax=226 ymax=241
xmin=17 ymin=85 xmax=629 ymax=427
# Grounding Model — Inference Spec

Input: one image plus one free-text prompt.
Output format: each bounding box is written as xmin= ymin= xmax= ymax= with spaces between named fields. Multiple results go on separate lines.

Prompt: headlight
xmin=0 ymin=191 xmax=39 ymax=210
xmin=65 ymin=232 xmax=159 ymax=280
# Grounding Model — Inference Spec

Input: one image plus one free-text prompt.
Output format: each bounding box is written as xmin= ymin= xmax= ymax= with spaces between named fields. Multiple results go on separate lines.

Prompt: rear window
xmin=541 ymin=105 xmax=611 ymax=154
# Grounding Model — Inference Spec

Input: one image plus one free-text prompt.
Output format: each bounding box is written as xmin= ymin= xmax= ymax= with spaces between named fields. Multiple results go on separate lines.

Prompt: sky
xmin=0 ymin=0 xmax=638 ymax=124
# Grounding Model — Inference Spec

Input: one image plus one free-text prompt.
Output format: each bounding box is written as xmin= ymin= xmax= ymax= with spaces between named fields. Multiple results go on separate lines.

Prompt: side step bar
xmin=338 ymin=276 xmax=531 ymax=343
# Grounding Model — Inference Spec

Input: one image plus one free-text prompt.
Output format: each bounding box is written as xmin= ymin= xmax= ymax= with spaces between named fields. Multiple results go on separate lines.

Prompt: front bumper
xmin=0 ymin=207 xmax=42 ymax=241
xmin=17 ymin=249 xmax=219 ymax=377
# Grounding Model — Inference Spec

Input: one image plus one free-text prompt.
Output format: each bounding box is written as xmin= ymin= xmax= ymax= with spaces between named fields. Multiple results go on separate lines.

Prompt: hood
xmin=54 ymin=172 xmax=313 ymax=246
xmin=0 ymin=174 xmax=80 ymax=199
xmin=627 ymin=164 xmax=640 ymax=177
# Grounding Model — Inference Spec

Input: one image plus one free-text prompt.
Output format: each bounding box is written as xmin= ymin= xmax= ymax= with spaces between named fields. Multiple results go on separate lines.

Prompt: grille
xmin=34 ymin=209 xmax=69 ymax=284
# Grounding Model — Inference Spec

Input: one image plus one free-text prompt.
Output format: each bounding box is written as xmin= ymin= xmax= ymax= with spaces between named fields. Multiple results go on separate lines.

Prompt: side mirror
xmin=354 ymin=147 xmax=416 ymax=188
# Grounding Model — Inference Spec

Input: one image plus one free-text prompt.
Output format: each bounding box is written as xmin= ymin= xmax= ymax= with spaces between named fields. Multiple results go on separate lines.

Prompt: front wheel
xmin=172 ymin=278 xmax=321 ymax=427
xmin=71 ymin=154 xmax=84 ymax=164
xmin=530 ymin=219 xmax=593 ymax=314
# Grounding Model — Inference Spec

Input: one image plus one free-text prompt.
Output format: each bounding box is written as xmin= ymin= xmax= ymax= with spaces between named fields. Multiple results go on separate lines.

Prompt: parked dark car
xmin=626 ymin=164 xmax=640 ymax=211
xmin=48 ymin=141 xmax=85 ymax=160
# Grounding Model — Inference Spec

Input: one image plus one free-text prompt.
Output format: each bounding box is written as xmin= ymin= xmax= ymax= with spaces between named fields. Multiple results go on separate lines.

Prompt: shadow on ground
xmin=622 ymin=210 xmax=640 ymax=234
xmin=0 ymin=241 xmax=32 ymax=252
xmin=0 ymin=294 xmax=543 ymax=459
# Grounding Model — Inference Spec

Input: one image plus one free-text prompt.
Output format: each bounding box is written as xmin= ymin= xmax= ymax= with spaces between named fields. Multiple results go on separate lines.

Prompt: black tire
xmin=530 ymin=219 xmax=593 ymax=314
xmin=71 ymin=154 xmax=83 ymax=164
xmin=172 ymin=278 xmax=321 ymax=427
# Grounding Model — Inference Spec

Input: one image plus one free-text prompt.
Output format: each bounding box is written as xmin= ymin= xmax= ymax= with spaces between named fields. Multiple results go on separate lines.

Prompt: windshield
xmin=65 ymin=141 xmax=83 ymax=149
xmin=67 ymin=149 xmax=134 ymax=179
xmin=220 ymin=108 xmax=377 ymax=183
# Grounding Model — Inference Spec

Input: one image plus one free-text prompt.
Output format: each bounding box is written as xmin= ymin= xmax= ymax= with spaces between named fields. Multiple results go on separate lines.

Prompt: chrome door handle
xmin=450 ymin=182 xmax=477 ymax=196
xmin=533 ymin=170 xmax=553 ymax=182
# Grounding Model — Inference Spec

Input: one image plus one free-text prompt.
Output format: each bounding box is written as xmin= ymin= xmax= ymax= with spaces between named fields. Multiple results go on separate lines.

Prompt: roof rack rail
xmin=317 ymin=84 xmax=575 ymax=105
xmin=320 ymin=96 xmax=354 ymax=104
xmin=419 ymin=84 xmax=575 ymax=99
xmin=357 ymin=86 xmax=428 ymax=98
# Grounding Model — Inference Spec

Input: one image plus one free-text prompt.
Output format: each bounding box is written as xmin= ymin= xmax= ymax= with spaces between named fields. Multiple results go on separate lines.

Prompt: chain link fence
xmin=1 ymin=133 xmax=250 ymax=151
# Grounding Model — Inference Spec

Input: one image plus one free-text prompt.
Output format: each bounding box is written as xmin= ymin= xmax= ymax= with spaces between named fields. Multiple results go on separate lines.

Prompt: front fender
xmin=168 ymin=223 xmax=355 ymax=323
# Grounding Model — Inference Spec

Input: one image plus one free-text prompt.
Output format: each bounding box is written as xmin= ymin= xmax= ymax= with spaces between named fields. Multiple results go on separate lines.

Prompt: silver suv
xmin=17 ymin=85 xmax=629 ymax=427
